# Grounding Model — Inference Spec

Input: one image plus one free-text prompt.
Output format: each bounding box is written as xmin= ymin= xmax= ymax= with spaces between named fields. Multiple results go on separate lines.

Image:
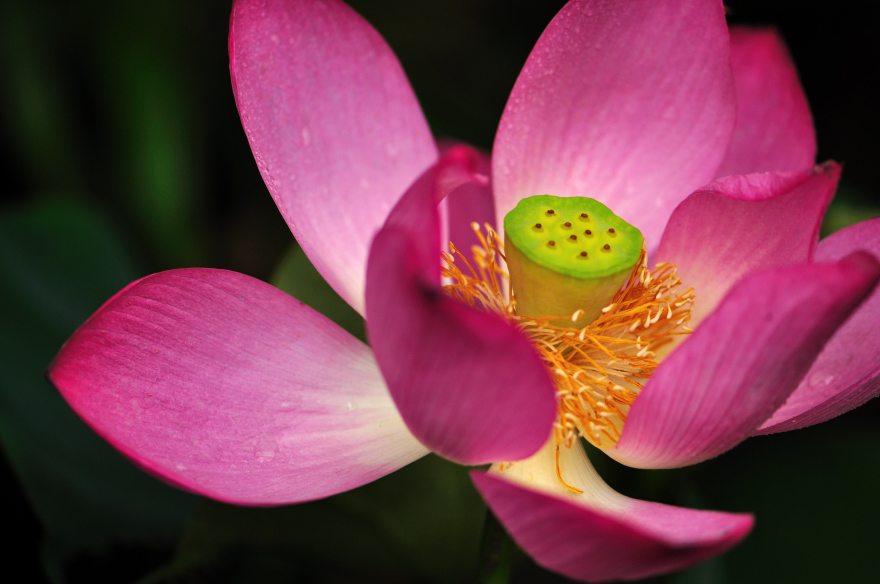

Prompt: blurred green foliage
xmin=0 ymin=200 xmax=197 ymax=583
xmin=162 ymin=454 xmax=485 ymax=584
xmin=820 ymin=185 xmax=880 ymax=238
xmin=271 ymin=245 xmax=366 ymax=342
xmin=1 ymin=0 xmax=879 ymax=583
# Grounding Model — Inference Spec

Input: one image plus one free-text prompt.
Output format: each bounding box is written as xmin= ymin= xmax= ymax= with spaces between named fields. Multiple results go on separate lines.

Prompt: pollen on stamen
xmin=441 ymin=223 xmax=694 ymax=460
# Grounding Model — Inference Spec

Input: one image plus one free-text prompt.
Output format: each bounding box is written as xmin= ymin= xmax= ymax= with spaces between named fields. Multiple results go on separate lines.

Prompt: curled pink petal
xmin=48 ymin=269 xmax=427 ymax=505
xmin=657 ymin=163 xmax=839 ymax=324
xmin=609 ymin=255 xmax=880 ymax=469
xmin=366 ymin=148 xmax=556 ymax=465
xmin=230 ymin=0 xmax=437 ymax=315
xmin=493 ymin=0 xmax=735 ymax=246
xmin=473 ymin=466 xmax=751 ymax=582
xmin=758 ymin=218 xmax=880 ymax=434
xmin=715 ymin=27 xmax=816 ymax=179
xmin=445 ymin=147 xmax=496 ymax=256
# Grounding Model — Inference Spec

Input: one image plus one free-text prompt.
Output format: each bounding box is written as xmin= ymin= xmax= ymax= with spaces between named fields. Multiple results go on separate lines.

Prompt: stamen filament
xmin=556 ymin=446 xmax=584 ymax=494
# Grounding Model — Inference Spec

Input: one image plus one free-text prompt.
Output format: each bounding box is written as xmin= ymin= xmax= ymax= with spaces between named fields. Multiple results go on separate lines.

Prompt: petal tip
xmin=472 ymin=470 xmax=754 ymax=582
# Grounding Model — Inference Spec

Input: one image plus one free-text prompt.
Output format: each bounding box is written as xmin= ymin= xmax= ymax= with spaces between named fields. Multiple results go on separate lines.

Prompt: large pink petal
xmin=48 ymin=269 xmax=427 ymax=505
xmin=714 ymin=27 xmax=816 ymax=179
xmin=758 ymin=218 xmax=880 ymax=433
xmin=230 ymin=0 xmax=437 ymax=315
xmin=473 ymin=463 xmax=751 ymax=582
xmin=366 ymin=148 xmax=556 ymax=465
xmin=493 ymin=0 xmax=735 ymax=246
xmin=609 ymin=256 xmax=880 ymax=469
xmin=656 ymin=163 xmax=838 ymax=324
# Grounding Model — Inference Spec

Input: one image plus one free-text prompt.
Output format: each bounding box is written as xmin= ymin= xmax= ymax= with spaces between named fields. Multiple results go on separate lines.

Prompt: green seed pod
xmin=504 ymin=195 xmax=643 ymax=327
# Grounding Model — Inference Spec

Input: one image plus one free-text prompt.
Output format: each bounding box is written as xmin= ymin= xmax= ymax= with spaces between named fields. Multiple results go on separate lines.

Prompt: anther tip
xmin=547 ymin=209 xmax=555 ymax=215
xmin=569 ymin=234 xmax=577 ymax=241
xmin=535 ymin=223 xmax=542 ymax=229
xmin=580 ymin=251 xmax=588 ymax=257
xmin=603 ymin=244 xmax=611 ymax=250
xmin=580 ymin=213 xmax=588 ymax=219
xmin=585 ymin=229 xmax=592 ymax=235
xmin=608 ymin=228 xmax=616 ymax=234
xmin=548 ymin=240 xmax=556 ymax=247
xmin=564 ymin=222 xmax=572 ymax=228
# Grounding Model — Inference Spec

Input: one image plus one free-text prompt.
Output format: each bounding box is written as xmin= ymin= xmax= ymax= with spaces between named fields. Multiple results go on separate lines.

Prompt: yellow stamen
xmin=442 ymin=223 xmax=694 ymax=454
xmin=442 ymin=224 xmax=513 ymax=319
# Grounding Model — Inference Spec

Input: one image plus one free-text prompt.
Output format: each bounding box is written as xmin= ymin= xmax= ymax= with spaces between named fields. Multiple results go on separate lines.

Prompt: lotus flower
xmin=49 ymin=0 xmax=880 ymax=581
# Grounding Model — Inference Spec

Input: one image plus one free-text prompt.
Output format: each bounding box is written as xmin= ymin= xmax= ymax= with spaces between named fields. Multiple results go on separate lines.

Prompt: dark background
xmin=1 ymin=1 xmax=878 ymax=582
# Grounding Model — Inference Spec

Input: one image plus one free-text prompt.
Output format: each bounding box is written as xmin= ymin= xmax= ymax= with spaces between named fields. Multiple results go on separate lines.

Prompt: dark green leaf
xmin=167 ymin=454 xmax=485 ymax=584
xmin=0 ymin=198 xmax=198 ymax=580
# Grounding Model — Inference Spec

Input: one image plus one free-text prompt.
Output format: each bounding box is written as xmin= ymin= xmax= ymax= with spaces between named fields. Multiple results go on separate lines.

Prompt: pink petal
xmin=472 ymin=472 xmax=751 ymax=582
xmin=445 ymin=147 xmax=496 ymax=256
xmin=758 ymin=218 xmax=880 ymax=434
xmin=493 ymin=0 xmax=735 ymax=247
xmin=230 ymin=0 xmax=437 ymax=315
xmin=656 ymin=163 xmax=839 ymax=324
xmin=609 ymin=255 xmax=880 ymax=469
xmin=714 ymin=27 xmax=816 ymax=179
xmin=366 ymin=148 xmax=556 ymax=465
xmin=48 ymin=269 xmax=427 ymax=505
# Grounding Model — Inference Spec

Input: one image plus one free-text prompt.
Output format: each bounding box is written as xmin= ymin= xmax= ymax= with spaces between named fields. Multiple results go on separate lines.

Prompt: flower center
xmin=442 ymin=195 xmax=694 ymax=472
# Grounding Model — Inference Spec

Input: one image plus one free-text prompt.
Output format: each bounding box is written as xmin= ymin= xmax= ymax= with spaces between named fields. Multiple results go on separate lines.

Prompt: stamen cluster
xmin=442 ymin=224 xmax=694 ymax=451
